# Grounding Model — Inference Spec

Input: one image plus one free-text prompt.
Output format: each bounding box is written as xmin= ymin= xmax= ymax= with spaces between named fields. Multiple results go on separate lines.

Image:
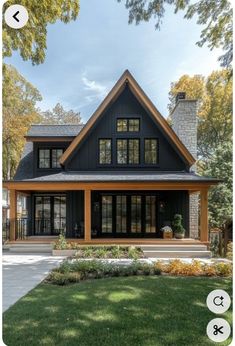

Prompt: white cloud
xmin=81 ymin=74 xmax=108 ymax=101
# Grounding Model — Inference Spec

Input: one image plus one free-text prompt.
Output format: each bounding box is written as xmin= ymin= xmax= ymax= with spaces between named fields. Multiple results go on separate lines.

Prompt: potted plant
xmin=161 ymin=226 xmax=173 ymax=239
xmin=172 ymin=214 xmax=185 ymax=239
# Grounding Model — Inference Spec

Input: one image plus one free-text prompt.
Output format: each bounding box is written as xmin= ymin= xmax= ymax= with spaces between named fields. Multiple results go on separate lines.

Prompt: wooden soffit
xmin=59 ymin=70 xmax=196 ymax=166
xmin=3 ymin=180 xmax=216 ymax=191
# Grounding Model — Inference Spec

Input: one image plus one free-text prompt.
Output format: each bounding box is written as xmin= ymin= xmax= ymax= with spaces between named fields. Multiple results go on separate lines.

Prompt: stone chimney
xmin=171 ymin=93 xmax=199 ymax=239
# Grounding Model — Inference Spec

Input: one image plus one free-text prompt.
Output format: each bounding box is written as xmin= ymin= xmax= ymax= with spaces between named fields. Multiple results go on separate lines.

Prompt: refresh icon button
xmin=207 ymin=290 xmax=231 ymax=314
xmin=213 ymin=296 xmax=224 ymax=307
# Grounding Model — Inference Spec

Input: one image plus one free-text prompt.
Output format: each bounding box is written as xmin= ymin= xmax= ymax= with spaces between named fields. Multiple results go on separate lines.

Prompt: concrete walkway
xmin=2 ymin=252 xmax=64 ymax=312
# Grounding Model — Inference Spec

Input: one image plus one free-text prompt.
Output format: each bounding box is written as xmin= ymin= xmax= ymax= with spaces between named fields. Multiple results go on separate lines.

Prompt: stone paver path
xmin=2 ymin=253 xmax=64 ymax=312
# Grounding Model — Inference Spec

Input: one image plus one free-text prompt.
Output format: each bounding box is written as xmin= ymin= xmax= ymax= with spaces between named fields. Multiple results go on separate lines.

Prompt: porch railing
xmin=16 ymin=218 xmax=29 ymax=240
xmin=2 ymin=219 xmax=10 ymax=243
xmin=2 ymin=218 xmax=29 ymax=242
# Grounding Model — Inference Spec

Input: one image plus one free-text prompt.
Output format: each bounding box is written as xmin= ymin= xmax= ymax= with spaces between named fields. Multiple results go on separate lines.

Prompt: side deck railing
xmin=2 ymin=218 xmax=29 ymax=242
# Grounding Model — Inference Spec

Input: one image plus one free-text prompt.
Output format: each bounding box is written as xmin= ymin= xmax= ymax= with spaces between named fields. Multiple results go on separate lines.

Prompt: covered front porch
xmin=4 ymin=180 xmax=212 ymax=245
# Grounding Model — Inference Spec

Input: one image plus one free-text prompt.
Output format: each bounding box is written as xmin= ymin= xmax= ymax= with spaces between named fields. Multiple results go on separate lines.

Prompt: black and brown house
xmin=4 ymin=70 xmax=219 ymax=249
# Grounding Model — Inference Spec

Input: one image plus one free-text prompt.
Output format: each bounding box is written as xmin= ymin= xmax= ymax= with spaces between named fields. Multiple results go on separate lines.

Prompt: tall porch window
xmin=101 ymin=196 xmax=113 ymax=233
xmin=116 ymin=196 xmax=127 ymax=233
xmin=131 ymin=196 xmax=141 ymax=233
xmin=145 ymin=196 xmax=156 ymax=233
xmin=34 ymin=195 xmax=66 ymax=235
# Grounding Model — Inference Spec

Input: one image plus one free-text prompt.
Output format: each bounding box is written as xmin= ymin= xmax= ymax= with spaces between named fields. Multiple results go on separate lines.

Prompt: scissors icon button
xmin=207 ymin=318 xmax=230 ymax=342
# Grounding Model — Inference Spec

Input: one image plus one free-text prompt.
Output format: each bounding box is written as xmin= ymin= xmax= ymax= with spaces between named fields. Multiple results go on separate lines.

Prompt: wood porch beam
xmin=9 ymin=189 xmax=17 ymax=241
xmin=84 ymin=190 xmax=91 ymax=242
xmin=3 ymin=181 xmax=218 ymax=191
xmin=200 ymin=189 xmax=209 ymax=242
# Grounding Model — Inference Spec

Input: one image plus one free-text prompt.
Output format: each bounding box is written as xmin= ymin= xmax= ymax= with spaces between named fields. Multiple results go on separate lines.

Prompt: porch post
xmin=9 ymin=189 xmax=17 ymax=241
xmin=200 ymin=189 xmax=208 ymax=242
xmin=84 ymin=189 xmax=91 ymax=242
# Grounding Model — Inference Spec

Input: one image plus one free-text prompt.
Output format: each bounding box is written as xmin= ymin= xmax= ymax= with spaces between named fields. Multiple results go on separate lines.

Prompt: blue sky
xmin=5 ymin=0 xmax=222 ymax=122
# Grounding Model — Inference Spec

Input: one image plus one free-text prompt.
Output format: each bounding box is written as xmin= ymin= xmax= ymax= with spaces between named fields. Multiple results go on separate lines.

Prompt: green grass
xmin=3 ymin=276 xmax=232 ymax=346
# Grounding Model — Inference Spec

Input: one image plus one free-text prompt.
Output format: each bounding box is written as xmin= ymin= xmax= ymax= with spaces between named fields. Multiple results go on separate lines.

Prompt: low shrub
xmin=202 ymin=264 xmax=217 ymax=277
xmin=226 ymin=242 xmax=233 ymax=261
xmin=46 ymin=258 xmax=232 ymax=286
xmin=48 ymin=271 xmax=81 ymax=285
xmin=54 ymin=242 xmax=145 ymax=260
xmin=215 ymin=262 xmax=232 ymax=277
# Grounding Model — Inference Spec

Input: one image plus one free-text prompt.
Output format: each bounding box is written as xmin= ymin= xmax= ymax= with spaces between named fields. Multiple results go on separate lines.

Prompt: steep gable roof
xmin=60 ymin=70 xmax=195 ymax=166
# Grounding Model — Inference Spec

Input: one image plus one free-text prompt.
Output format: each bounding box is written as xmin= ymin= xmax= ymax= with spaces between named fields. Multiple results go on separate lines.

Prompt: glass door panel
xmin=101 ymin=196 xmax=113 ymax=233
xmin=35 ymin=196 xmax=51 ymax=235
xmin=34 ymin=195 xmax=66 ymax=235
xmin=116 ymin=196 xmax=127 ymax=233
xmin=131 ymin=196 xmax=142 ymax=233
xmin=145 ymin=196 xmax=156 ymax=233
xmin=54 ymin=196 xmax=66 ymax=235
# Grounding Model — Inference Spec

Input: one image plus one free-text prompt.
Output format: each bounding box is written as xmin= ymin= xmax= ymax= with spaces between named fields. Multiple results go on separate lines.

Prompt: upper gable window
xmin=117 ymin=139 xmax=139 ymax=165
xmin=99 ymin=139 xmax=112 ymax=164
xmin=38 ymin=148 xmax=63 ymax=169
xmin=145 ymin=139 xmax=158 ymax=164
xmin=117 ymin=118 xmax=140 ymax=132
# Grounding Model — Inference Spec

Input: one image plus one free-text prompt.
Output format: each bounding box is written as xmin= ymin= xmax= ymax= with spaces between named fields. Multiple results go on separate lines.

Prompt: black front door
xmin=34 ymin=195 xmax=66 ymax=235
xmin=99 ymin=193 xmax=158 ymax=237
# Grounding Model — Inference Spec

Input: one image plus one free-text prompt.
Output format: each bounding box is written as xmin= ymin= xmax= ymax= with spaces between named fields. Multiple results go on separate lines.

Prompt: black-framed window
xmin=116 ymin=118 xmax=140 ymax=132
xmin=129 ymin=139 xmax=139 ymax=164
xmin=145 ymin=139 xmax=158 ymax=164
xmin=52 ymin=149 xmax=64 ymax=168
xmin=101 ymin=196 xmax=113 ymax=233
xmin=145 ymin=196 xmax=156 ymax=233
xmin=117 ymin=139 xmax=127 ymax=164
xmin=117 ymin=139 xmax=139 ymax=165
xmin=116 ymin=196 xmax=127 ymax=233
xmin=129 ymin=119 xmax=140 ymax=132
xmin=99 ymin=139 xmax=112 ymax=164
xmin=39 ymin=149 xmax=50 ymax=168
xmin=38 ymin=148 xmax=63 ymax=169
xmin=117 ymin=119 xmax=128 ymax=132
xmin=131 ymin=196 xmax=142 ymax=233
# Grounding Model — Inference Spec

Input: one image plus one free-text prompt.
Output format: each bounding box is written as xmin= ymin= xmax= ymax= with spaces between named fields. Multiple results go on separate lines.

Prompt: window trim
xmin=38 ymin=148 xmax=64 ymax=169
xmin=144 ymin=138 xmax=159 ymax=165
xmin=98 ymin=138 xmax=112 ymax=165
xmin=116 ymin=138 xmax=140 ymax=165
xmin=116 ymin=118 xmax=140 ymax=132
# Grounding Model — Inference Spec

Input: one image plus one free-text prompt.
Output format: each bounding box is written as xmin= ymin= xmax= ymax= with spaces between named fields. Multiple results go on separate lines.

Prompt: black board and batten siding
xmin=65 ymin=85 xmax=189 ymax=171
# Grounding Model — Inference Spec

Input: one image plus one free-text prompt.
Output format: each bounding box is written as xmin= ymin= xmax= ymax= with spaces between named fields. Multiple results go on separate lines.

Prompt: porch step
xmin=9 ymin=243 xmax=53 ymax=253
xmin=141 ymin=245 xmax=207 ymax=251
xmin=141 ymin=245 xmax=211 ymax=259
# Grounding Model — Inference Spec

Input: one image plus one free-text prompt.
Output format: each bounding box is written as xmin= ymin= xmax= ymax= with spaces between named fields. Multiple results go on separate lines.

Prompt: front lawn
xmin=3 ymin=276 xmax=232 ymax=346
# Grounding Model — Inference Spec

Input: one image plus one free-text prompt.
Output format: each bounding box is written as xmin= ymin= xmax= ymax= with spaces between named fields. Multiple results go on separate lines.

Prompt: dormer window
xmin=117 ymin=118 xmax=140 ymax=132
xmin=38 ymin=148 xmax=64 ymax=169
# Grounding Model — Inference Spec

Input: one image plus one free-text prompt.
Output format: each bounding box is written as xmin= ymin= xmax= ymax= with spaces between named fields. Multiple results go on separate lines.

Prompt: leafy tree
xmin=3 ymin=0 xmax=80 ymax=65
xmin=40 ymin=103 xmax=82 ymax=124
xmin=204 ymin=142 xmax=232 ymax=230
xmin=3 ymin=64 xmax=42 ymax=179
xmin=118 ymin=0 xmax=232 ymax=68
xmin=168 ymin=69 xmax=232 ymax=159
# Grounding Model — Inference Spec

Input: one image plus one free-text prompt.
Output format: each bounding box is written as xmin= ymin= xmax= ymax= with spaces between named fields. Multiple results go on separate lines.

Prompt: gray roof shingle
xmin=26 ymin=124 xmax=84 ymax=137
xmin=14 ymin=169 xmax=220 ymax=183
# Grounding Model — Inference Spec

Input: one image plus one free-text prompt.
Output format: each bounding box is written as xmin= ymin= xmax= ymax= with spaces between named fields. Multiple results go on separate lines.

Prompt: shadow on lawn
xmin=3 ymin=276 xmax=232 ymax=346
